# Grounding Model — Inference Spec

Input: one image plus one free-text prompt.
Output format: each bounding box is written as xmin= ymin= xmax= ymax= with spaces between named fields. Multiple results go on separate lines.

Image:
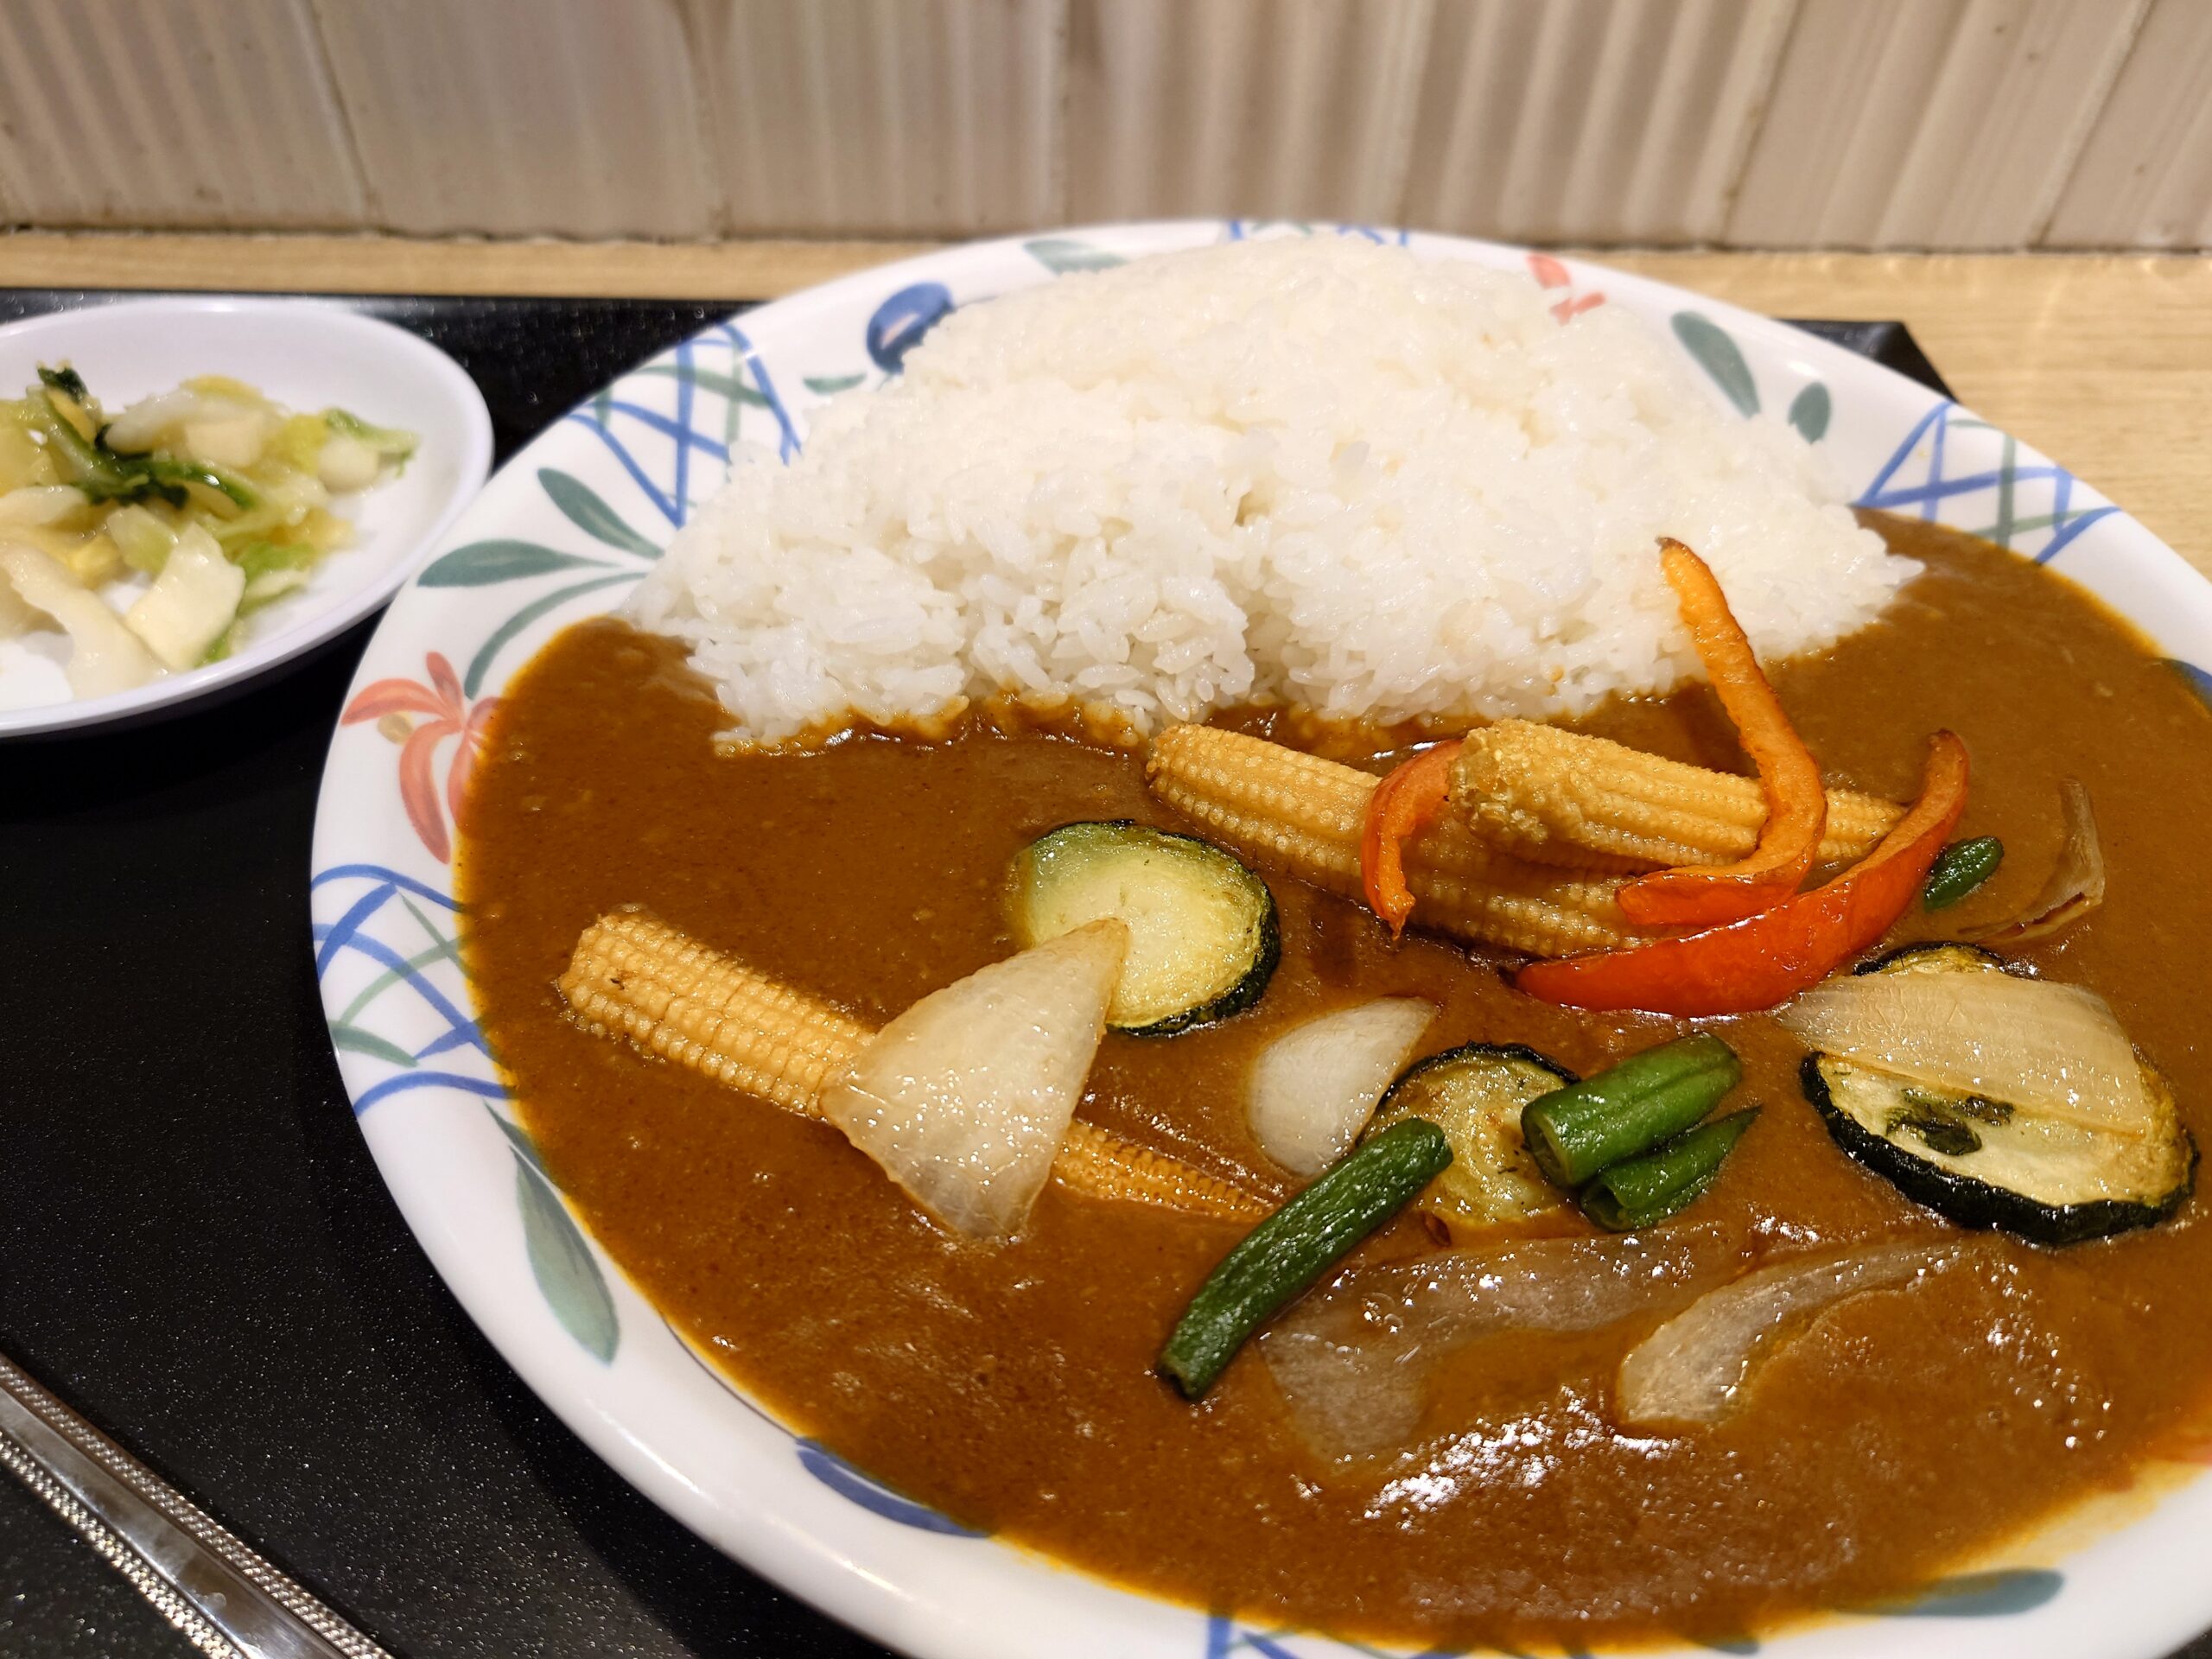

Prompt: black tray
xmin=11 ymin=288 xmax=2158 ymax=1659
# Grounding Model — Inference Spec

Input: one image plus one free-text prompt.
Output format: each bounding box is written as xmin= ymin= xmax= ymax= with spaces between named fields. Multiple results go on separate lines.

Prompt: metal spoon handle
xmin=0 ymin=1349 xmax=391 ymax=1659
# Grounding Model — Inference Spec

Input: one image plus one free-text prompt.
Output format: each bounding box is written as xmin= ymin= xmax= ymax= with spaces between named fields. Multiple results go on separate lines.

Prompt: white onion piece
xmin=1971 ymin=779 xmax=2104 ymax=944
xmin=1618 ymin=1241 xmax=1977 ymax=1426
xmin=0 ymin=567 xmax=34 ymax=640
xmin=124 ymin=524 xmax=245 ymax=669
xmin=0 ymin=486 xmax=88 ymax=526
xmin=1777 ymin=969 xmax=2152 ymax=1135
xmin=821 ymin=919 xmax=1127 ymax=1239
xmin=319 ymin=433 xmax=384 ymax=493
xmin=181 ymin=410 xmax=271 ymax=469
xmin=0 ymin=541 xmax=160 ymax=696
xmin=101 ymin=387 xmax=207 ymax=453
xmin=1246 ymin=999 xmax=1436 ymax=1175
xmin=1263 ymin=1226 xmax=1734 ymax=1456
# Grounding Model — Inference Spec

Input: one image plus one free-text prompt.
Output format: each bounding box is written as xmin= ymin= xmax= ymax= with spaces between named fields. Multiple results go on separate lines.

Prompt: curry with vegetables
xmin=458 ymin=516 xmax=2212 ymax=1650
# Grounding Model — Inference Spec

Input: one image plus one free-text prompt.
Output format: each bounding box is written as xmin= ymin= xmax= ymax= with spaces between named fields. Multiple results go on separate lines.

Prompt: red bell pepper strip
xmin=1359 ymin=741 xmax=1463 ymax=938
xmin=1516 ymin=730 xmax=1969 ymax=1016
xmin=1618 ymin=539 xmax=1828 ymax=928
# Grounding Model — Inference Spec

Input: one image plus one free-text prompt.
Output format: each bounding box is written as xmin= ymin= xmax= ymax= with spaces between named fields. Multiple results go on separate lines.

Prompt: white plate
xmin=0 ymin=296 xmax=491 ymax=737
xmin=311 ymin=223 xmax=2212 ymax=1659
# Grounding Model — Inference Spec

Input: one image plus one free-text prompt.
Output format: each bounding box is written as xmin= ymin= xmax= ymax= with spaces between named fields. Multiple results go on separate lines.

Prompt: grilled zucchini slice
xmin=1800 ymin=944 xmax=2195 ymax=1244
xmin=1370 ymin=1043 xmax=1574 ymax=1237
xmin=1008 ymin=820 xmax=1279 ymax=1035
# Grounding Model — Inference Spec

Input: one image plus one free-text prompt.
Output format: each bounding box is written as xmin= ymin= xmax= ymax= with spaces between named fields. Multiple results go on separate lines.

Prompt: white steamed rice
xmin=631 ymin=237 xmax=1911 ymax=745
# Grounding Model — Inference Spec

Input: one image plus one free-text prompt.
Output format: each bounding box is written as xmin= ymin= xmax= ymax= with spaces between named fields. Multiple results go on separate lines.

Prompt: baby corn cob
xmin=561 ymin=907 xmax=1267 ymax=1222
xmin=1454 ymin=719 xmax=1904 ymax=873
xmin=1145 ymin=725 xmax=1650 ymax=957
xmin=562 ymin=907 xmax=869 ymax=1114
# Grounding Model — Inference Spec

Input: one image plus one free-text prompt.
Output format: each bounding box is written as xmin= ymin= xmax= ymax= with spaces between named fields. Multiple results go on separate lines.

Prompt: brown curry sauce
xmin=457 ymin=517 xmax=2212 ymax=1650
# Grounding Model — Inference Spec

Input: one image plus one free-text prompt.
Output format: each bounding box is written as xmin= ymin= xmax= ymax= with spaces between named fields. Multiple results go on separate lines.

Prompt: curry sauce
xmin=459 ymin=517 xmax=2212 ymax=1649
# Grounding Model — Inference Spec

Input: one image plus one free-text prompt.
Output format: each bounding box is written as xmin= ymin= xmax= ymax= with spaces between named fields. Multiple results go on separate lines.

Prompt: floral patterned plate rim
xmin=310 ymin=223 xmax=2212 ymax=1659
xmin=0 ymin=296 xmax=493 ymax=738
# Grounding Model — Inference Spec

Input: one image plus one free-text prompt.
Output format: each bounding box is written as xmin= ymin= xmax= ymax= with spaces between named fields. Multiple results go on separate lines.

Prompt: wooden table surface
xmin=2 ymin=230 xmax=2207 ymax=579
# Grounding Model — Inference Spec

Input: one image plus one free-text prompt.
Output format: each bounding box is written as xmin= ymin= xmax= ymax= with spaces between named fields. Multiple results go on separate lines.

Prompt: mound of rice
xmin=631 ymin=237 xmax=1910 ymax=745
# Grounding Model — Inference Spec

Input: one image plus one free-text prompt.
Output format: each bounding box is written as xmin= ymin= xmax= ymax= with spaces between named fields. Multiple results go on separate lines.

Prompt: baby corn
xmin=1455 ymin=719 xmax=1903 ymax=873
xmin=1145 ymin=724 xmax=1650 ymax=957
xmin=561 ymin=908 xmax=1267 ymax=1222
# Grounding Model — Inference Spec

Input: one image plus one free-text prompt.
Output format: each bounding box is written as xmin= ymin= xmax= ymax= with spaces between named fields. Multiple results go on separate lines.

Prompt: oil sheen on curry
xmin=459 ymin=518 xmax=2212 ymax=1651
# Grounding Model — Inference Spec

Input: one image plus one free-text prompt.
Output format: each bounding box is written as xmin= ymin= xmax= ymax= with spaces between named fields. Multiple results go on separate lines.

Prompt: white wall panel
xmin=1065 ymin=0 xmax=1432 ymax=224
xmin=688 ymin=0 xmax=1063 ymax=236
xmin=311 ymin=0 xmax=721 ymax=238
xmin=0 ymin=0 xmax=365 ymax=230
xmin=2 ymin=0 xmax=2204 ymax=249
xmin=2044 ymin=0 xmax=2212 ymax=249
xmin=1730 ymin=0 xmax=2150 ymax=249
xmin=1404 ymin=0 xmax=1796 ymax=244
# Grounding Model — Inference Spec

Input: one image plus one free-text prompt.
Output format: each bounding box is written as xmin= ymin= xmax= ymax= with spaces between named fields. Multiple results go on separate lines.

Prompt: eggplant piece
xmin=1801 ymin=946 xmax=2194 ymax=1244
xmin=1008 ymin=820 xmax=1279 ymax=1035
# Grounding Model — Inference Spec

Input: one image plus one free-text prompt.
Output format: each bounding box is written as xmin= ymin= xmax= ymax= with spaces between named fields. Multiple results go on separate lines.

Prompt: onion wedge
xmin=1263 ymin=1227 xmax=1734 ymax=1456
xmin=1969 ymin=779 xmax=2104 ymax=945
xmin=1246 ymin=999 xmax=1437 ymax=1176
xmin=1777 ymin=967 xmax=2154 ymax=1137
xmin=821 ymin=919 xmax=1128 ymax=1238
xmin=1617 ymin=1240 xmax=1980 ymax=1426
xmin=1617 ymin=540 xmax=1827 ymax=927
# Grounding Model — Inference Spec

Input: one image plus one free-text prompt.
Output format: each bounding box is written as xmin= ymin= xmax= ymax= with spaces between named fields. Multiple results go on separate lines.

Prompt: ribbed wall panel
xmin=1728 ymin=0 xmax=2150 ymax=249
xmin=0 ymin=0 xmax=364 ymax=230
xmin=2044 ymin=0 xmax=2212 ymax=249
xmin=0 ymin=0 xmax=2204 ymax=248
xmin=689 ymin=0 xmax=1062 ymax=236
xmin=1065 ymin=0 xmax=1432 ymax=224
xmin=310 ymin=0 xmax=721 ymax=238
xmin=1403 ymin=0 xmax=1796 ymax=244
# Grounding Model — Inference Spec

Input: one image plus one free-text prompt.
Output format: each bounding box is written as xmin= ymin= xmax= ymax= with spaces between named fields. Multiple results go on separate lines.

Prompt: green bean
xmin=1580 ymin=1109 xmax=1759 ymax=1231
xmin=1156 ymin=1118 xmax=1451 ymax=1400
xmin=1923 ymin=836 xmax=2005 ymax=910
xmin=1520 ymin=1033 xmax=1741 ymax=1188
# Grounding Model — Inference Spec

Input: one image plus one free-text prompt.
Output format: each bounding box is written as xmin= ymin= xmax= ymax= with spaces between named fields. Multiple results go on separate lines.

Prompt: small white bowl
xmin=0 ymin=296 xmax=492 ymax=738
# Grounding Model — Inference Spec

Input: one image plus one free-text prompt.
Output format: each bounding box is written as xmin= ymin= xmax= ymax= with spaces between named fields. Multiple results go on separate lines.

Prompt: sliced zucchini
xmin=1008 ymin=820 xmax=1279 ymax=1035
xmin=1370 ymin=1043 xmax=1573 ymax=1236
xmin=1802 ymin=946 xmax=2195 ymax=1244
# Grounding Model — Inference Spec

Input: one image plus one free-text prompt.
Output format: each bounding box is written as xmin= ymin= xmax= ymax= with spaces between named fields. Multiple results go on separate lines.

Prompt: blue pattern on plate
xmin=1858 ymin=403 xmax=2116 ymax=564
xmin=1854 ymin=1567 xmax=2065 ymax=1618
xmin=795 ymin=1440 xmax=983 ymax=1536
xmin=1224 ymin=220 xmax=1411 ymax=246
xmin=562 ymin=322 xmax=803 ymax=524
xmin=867 ymin=282 xmax=956 ymax=374
xmin=310 ymin=865 xmax=490 ymax=1105
xmin=2166 ymin=658 xmax=2212 ymax=711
